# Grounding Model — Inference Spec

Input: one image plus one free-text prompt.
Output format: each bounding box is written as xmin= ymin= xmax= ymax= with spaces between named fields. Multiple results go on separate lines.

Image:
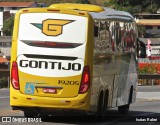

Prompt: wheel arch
xmin=129 ymin=85 xmax=133 ymax=103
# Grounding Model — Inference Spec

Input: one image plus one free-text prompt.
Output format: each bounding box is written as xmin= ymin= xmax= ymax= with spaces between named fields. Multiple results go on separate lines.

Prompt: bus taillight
xmin=11 ymin=61 xmax=20 ymax=90
xmin=79 ymin=66 xmax=90 ymax=94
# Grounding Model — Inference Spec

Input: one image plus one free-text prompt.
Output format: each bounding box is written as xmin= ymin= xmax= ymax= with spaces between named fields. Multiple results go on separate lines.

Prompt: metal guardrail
xmin=0 ymin=36 xmax=12 ymax=43
xmin=139 ymin=74 xmax=160 ymax=79
xmin=138 ymin=58 xmax=160 ymax=63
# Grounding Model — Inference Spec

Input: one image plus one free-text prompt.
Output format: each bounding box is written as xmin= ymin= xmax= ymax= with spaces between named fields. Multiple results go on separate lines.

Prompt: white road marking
xmin=0 ymin=96 xmax=9 ymax=99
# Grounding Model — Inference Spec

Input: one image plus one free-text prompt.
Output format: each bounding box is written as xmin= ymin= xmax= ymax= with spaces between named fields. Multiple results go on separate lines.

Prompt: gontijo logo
xmin=31 ymin=19 xmax=74 ymax=36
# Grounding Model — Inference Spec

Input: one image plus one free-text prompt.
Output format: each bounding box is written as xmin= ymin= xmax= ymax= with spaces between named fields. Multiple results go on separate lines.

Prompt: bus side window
xmin=110 ymin=21 xmax=116 ymax=51
xmin=115 ymin=22 xmax=123 ymax=52
xmin=125 ymin=22 xmax=137 ymax=52
xmin=110 ymin=21 xmax=122 ymax=52
xmin=123 ymin=23 xmax=131 ymax=52
xmin=94 ymin=20 xmax=112 ymax=54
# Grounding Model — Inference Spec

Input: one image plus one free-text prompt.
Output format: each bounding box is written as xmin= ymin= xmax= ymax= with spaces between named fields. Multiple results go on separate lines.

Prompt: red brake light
xmin=11 ymin=61 xmax=20 ymax=90
xmin=79 ymin=66 xmax=90 ymax=94
xmin=84 ymin=73 xmax=89 ymax=83
xmin=29 ymin=41 xmax=76 ymax=48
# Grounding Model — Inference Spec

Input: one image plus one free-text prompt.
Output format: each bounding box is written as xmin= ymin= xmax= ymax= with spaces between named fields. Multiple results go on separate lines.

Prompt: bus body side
xmin=48 ymin=3 xmax=138 ymax=113
xmin=92 ymin=19 xmax=138 ymax=113
xmin=10 ymin=8 xmax=96 ymax=114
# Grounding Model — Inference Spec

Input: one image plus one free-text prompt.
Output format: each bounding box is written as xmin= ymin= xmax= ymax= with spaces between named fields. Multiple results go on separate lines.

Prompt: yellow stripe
xmin=49 ymin=3 xmax=104 ymax=12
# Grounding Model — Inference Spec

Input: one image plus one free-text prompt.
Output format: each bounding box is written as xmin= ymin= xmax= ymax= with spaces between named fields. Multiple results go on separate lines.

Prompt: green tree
xmin=145 ymin=3 xmax=158 ymax=13
xmin=2 ymin=16 xmax=14 ymax=36
xmin=76 ymin=0 xmax=90 ymax=4
xmin=137 ymin=25 xmax=146 ymax=37
xmin=105 ymin=0 xmax=160 ymax=14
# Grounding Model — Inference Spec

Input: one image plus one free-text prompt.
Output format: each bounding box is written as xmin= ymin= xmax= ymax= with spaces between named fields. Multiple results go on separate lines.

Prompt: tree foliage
xmin=76 ymin=0 xmax=90 ymax=4
xmin=137 ymin=25 xmax=146 ymax=38
xmin=1 ymin=0 xmax=160 ymax=36
xmin=2 ymin=0 xmax=160 ymax=14
xmin=2 ymin=16 xmax=14 ymax=36
xmin=105 ymin=0 xmax=160 ymax=14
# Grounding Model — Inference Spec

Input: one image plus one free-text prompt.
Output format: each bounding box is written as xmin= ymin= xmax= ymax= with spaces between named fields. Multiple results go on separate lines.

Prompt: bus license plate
xmin=43 ymin=88 xmax=57 ymax=94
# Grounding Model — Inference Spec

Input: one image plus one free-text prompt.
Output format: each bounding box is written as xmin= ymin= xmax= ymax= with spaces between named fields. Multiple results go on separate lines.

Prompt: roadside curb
xmin=136 ymin=98 xmax=160 ymax=102
xmin=137 ymin=92 xmax=160 ymax=101
xmin=0 ymin=88 xmax=9 ymax=90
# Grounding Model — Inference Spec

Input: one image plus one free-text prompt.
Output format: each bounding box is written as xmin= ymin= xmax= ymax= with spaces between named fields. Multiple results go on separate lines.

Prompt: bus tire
xmin=118 ymin=87 xmax=133 ymax=114
xmin=118 ymin=104 xmax=130 ymax=114
xmin=129 ymin=86 xmax=133 ymax=104
xmin=102 ymin=90 xmax=108 ymax=114
xmin=96 ymin=92 xmax=105 ymax=121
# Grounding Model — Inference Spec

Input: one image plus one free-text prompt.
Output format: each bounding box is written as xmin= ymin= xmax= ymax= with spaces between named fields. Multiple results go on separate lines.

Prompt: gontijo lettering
xmin=19 ymin=60 xmax=82 ymax=71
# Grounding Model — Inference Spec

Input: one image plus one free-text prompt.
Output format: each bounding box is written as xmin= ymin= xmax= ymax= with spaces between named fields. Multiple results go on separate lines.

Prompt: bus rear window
xmin=22 ymin=41 xmax=82 ymax=48
xmin=18 ymin=13 xmax=87 ymax=44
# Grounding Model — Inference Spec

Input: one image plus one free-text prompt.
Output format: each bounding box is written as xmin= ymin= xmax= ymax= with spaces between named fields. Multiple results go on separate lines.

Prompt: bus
xmin=134 ymin=14 xmax=160 ymax=60
xmin=10 ymin=3 xmax=144 ymax=117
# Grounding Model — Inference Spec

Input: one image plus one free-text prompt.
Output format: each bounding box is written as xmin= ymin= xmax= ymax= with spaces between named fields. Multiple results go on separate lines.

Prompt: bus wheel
xmin=96 ymin=92 xmax=105 ymax=121
xmin=118 ymin=104 xmax=130 ymax=114
xmin=118 ymin=87 xmax=132 ymax=115
xmin=24 ymin=110 xmax=38 ymax=117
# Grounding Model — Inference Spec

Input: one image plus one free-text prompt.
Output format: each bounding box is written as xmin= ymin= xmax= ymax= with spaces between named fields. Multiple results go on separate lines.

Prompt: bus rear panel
xmin=10 ymin=8 xmax=94 ymax=112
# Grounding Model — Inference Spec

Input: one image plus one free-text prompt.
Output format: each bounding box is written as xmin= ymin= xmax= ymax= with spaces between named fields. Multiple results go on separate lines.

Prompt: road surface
xmin=0 ymin=86 xmax=160 ymax=124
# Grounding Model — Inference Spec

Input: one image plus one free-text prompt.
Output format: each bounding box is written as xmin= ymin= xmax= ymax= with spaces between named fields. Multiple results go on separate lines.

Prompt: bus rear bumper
xmin=10 ymin=90 xmax=91 ymax=111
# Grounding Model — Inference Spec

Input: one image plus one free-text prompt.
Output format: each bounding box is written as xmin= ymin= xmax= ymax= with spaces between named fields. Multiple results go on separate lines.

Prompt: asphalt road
xmin=137 ymin=86 xmax=160 ymax=92
xmin=0 ymin=86 xmax=160 ymax=125
xmin=0 ymin=89 xmax=10 ymax=113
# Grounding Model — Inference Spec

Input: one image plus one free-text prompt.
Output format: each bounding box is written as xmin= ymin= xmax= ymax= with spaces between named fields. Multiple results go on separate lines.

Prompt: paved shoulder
xmin=137 ymin=86 xmax=160 ymax=100
xmin=0 ymin=88 xmax=9 ymax=97
xmin=137 ymin=92 xmax=160 ymax=101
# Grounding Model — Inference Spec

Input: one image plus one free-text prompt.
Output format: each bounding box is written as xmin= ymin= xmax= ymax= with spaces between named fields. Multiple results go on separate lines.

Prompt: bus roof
xmin=49 ymin=3 xmax=104 ymax=12
xmin=49 ymin=3 xmax=134 ymax=22
xmin=90 ymin=8 xmax=134 ymax=22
